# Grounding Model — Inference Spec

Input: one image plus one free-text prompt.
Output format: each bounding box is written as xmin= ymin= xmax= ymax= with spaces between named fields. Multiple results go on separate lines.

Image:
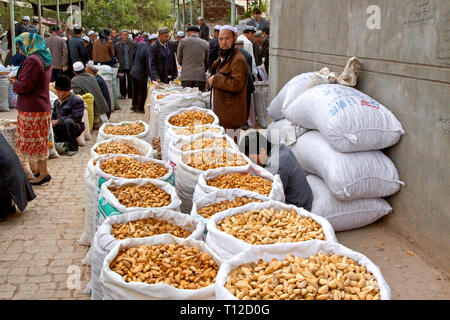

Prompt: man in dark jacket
xmin=52 ymin=76 xmax=85 ymax=156
xmin=247 ymin=8 xmax=270 ymax=31
xmin=15 ymin=16 xmax=30 ymax=37
xmin=261 ymin=27 xmax=270 ymax=74
xmin=115 ymin=30 xmax=136 ymax=99
xmin=208 ymin=25 xmax=221 ymax=71
xmin=198 ymin=17 xmax=210 ymax=42
xmin=148 ymin=27 xmax=178 ymax=84
xmin=239 ymin=131 xmax=313 ymax=211
xmin=69 ymin=25 xmax=89 ymax=65
xmin=130 ymin=35 xmax=155 ymax=113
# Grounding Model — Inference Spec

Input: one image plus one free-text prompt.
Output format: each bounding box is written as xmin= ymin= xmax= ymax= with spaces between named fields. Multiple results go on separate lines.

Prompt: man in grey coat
xmin=46 ymin=26 xmax=69 ymax=82
xmin=177 ymin=26 xmax=209 ymax=92
xmin=247 ymin=8 xmax=270 ymax=31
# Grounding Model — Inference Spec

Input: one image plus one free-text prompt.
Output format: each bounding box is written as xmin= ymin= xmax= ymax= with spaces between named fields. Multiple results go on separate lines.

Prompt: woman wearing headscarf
xmin=8 ymin=32 xmax=53 ymax=186
xmin=92 ymin=29 xmax=116 ymax=66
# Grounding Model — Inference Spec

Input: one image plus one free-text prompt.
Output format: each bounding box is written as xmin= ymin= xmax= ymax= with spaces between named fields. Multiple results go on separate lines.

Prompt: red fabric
xmin=13 ymin=54 xmax=52 ymax=113
xmin=14 ymin=111 xmax=51 ymax=161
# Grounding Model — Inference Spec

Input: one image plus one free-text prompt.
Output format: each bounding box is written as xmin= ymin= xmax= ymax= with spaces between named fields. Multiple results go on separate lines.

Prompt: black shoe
xmin=34 ymin=172 xmax=40 ymax=178
xmin=241 ymin=124 xmax=249 ymax=130
xmin=31 ymin=175 xmax=52 ymax=186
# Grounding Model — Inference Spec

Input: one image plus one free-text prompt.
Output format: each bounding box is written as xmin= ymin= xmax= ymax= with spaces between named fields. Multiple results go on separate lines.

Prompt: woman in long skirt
xmin=9 ymin=32 xmax=53 ymax=185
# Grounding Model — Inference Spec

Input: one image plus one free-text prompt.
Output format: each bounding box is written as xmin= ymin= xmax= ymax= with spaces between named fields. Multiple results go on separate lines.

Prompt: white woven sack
xmin=97 ymin=178 xmax=182 ymax=226
xmin=191 ymin=189 xmax=270 ymax=237
xmin=175 ymin=148 xmax=251 ymax=214
xmin=162 ymin=106 xmax=219 ymax=160
xmin=267 ymin=72 xmax=315 ymax=121
xmin=90 ymin=209 xmax=205 ymax=300
xmin=307 ymin=175 xmax=392 ymax=232
xmin=97 ymin=120 xmax=151 ymax=144
xmin=282 ymin=84 xmax=405 ymax=152
xmin=193 ymin=163 xmax=285 ymax=204
xmin=215 ymin=240 xmax=391 ymax=300
xmin=206 ymin=200 xmax=337 ymax=261
xmin=167 ymin=132 xmax=238 ymax=173
xmin=291 ymin=131 xmax=404 ymax=201
xmin=100 ymin=234 xmax=222 ymax=300
xmin=90 ymin=136 xmax=156 ymax=159
xmin=94 ymin=154 xmax=175 ymax=190
xmin=266 ymin=118 xmax=308 ymax=146
xmin=78 ymin=156 xmax=101 ymax=248
xmin=163 ymin=124 xmax=225 ymax=162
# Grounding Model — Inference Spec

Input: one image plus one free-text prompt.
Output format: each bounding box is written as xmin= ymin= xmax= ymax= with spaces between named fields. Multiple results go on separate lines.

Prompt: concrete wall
xmin=269 ymin=0 xmax=450 ymax=268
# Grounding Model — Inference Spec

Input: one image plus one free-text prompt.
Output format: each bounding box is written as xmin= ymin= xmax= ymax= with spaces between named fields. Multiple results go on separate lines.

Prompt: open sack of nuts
xmin=206 ymin=200 xmax=337 ymax=260
xmin=97 ymin=178 xmax=182 ymax=226
xmin=91 ymin=136 xmax=156 ymax=159
xmin=100 ymin=234 xmax=222 ymax=300
xmin=167 ymin=132 xmax=239 ymax=171
xmin=97 ymin=120 xmax=151 ymax=143
xmin=94 ymin=155 xmax=175 ymax=192
xmin=206 ymin=201 xmax=337 ymax=259
xmin=175 ymin=148 xmax=251 ymax=214
xmin=190 ymin=189 xmax=270 ymax=230
xmin=215 ymin=240 xmax=391 ymax=300
xmin=193 ymin=163 xmax=285 ymax=204
xmin=163 ymin=123 xmax=224 ymax=161
xmin=88 ymin=209 xmax=205 ymax=300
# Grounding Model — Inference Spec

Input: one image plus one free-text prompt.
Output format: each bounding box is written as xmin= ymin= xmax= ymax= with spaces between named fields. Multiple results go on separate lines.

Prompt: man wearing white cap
xmin=71 ymin=61 xmax=111 ymax=122
xmin=208 ymin=25 xmax=221 ymax=71
xmin=15 ymin=16 xmax=30 ymax=37
xmin=207 ymin=25 xmax=248 ymax=129
xmin=198 ymin=16 xmax=210 ymax=42
xmin=172 ymin=31 xmax=185 ymax=56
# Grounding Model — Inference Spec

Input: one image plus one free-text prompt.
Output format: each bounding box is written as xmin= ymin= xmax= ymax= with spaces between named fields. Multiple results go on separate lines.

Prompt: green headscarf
xmin=15 ymin=32 xmax=52 ymax=68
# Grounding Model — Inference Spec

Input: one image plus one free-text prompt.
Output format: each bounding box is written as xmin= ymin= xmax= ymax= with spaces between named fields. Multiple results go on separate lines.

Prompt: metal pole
xmin=182 ymin=0 xmax=185 ymax=31
xmin=57 ymin=0 xmax=60 ymax=26
xmin=201 ymin=0 xmax=204 ymax=17
xmin=10 ymin=0 xmax=16 ymax=55
xmin=189 ymin=0 xmax=192 ymax=25
xmin=38 ymin=0 xmax=42 ymax=35
xmin=231 ymin=0 xmax=235 ymax=26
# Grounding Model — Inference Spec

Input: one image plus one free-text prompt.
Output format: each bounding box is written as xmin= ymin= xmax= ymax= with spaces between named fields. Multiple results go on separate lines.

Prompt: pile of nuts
xmin=100 ymin=156 xmax=168 ymax=179
xmin=103 ymin=122 xmax=146 ymax=136
xmin=152 ymin=138 xmax=162 ymax=160
xmin=95 ymin=142 xmax=142 ymax=155
xmin=108 ymin=184 xmax=172 ymax=208
xmin=225 ymin=253 xmax=381 ymax=300
xmin=206 ymin=173 xmax=272 ymax=196
xmin=169 ymin=111 xmax=215 ymax=127
xmin=216 ymin=208 xmax=326 ymax=245
xmin=110 ymin=244 xmax=219 ymax=289
xmin=182 ymin=150 xmax=248 ymax=171
xmin=111 ymin=218 xmax=192 ymax=240
xmin=174 ymin=126 xmax=222 ymax=136
xmin=181 ymin=137 xmax=233 ymax=152
xmin=197 ymin=197 xmax=263 ymax=219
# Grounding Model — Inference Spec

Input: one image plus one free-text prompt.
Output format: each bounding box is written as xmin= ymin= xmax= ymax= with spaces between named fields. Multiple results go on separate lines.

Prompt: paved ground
xmin=0 ymin=99 xmax=448 ymax=300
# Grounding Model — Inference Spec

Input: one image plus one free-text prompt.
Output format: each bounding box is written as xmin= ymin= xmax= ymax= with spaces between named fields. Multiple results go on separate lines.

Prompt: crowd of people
xmin=1 ymin=7 xmax=278 ymax=215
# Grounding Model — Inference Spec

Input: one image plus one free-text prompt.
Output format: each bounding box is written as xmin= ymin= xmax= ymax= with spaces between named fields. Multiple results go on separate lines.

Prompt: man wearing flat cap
xmin=148 ymin=27 xmax=178 ymax=84
xmin=177 ymin=25 xmax=209 ymax=92
xmin=207 ymin=25 xmax=248 ymax=129
xmin=208 ymin=25 xmax=221 ymax=72
xmin=198 ymin=17 xmax=210 ymax=42
xmin=52 ymin=76 xmax=85 ymax=156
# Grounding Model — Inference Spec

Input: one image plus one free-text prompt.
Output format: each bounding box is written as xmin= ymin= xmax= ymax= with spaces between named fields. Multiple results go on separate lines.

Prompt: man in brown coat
xmin=207 ymin=26 xmax=248 ymax=129
xmin=46 ymin=26 xmax=69 ymax=82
